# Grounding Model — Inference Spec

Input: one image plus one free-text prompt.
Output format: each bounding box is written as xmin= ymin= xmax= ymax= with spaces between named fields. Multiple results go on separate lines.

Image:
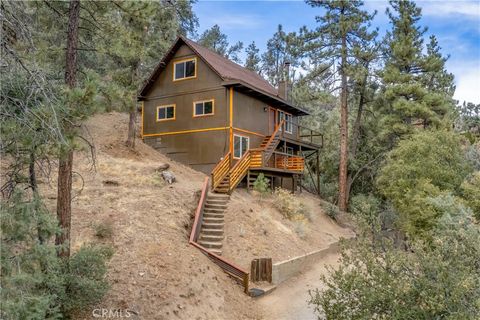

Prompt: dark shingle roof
xmin=138 ymin=36 xmax=309 ymax=115
xmin=182 ymin=37 xmax=278 ymax=97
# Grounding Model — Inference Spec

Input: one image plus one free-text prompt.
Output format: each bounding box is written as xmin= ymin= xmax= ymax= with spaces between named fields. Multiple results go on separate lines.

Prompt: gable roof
xmin=138 ymin=36 xmax=309 ymax=116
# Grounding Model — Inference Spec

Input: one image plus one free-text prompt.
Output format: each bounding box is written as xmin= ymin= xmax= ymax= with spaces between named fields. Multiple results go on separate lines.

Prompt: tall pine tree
xmin=304 ymin=0 xmax=376 ymax=211
xmin=379 ymin=0 xmax=455 ymax=145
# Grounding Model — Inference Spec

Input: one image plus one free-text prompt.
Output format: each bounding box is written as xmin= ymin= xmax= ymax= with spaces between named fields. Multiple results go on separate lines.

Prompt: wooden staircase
xmin=197 ymin=193 xmax=230 ymax=255
xmin=211 ymin=120 xmax=285 ymax=194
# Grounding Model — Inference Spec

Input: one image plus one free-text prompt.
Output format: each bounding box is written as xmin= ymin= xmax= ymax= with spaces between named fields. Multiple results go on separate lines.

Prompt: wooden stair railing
xmin=189 ymin=177 xmax=250 ymax=293
xmin=211 ymin=151 xmax=231 ymax=191
xmin=262 ymin=120 xmax=284 ymax=164
xmin=229 ymin=150 xmax=252 ymax=192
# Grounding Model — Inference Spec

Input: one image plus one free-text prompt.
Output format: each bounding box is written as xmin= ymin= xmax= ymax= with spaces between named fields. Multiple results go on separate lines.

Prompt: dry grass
xmin=222 ymin=189 xmax=354 ymax=268
xmin=39 ymin=112 xmax=259 ymax=320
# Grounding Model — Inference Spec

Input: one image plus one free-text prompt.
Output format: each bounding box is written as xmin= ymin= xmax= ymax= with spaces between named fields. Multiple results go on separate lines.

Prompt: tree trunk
xmin=29 ymin=151 xmax=37 ymax=193
xmin=55 ymin=150 xmax=73 ymax=257
xmin=338 ymin=34 xmax=349 ymax=212
xmin=56 ymin=0 xmax=80 ymax=258
xmin=346 ymin=71 xmax=368 ymax=204
xmin=126 ymin=108 xmax=136 ymax=149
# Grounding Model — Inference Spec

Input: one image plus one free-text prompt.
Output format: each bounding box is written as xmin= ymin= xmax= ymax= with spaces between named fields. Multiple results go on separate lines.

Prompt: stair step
xmin=198 ymin=240 xmax=223 ymax=249
xmin=203 ymin=213 xmax=225 ymax=219
xmin=204 ymin=209 xmax=225 ymax=214
xmin=209 ymin=248 xmax=222 ymax=255
xmin=201 ymin=228 xmax=224 ymax=235
xmin=205 ymin=204 xmax=227 ymax=209
xmin=201 ymin=222 xmax=224 ymax=230
xmin=199 ymin=234 xmax=224 ymax=242
xmin=208 ymin=194 xmax=230 ymax=199
xmin=204 ymin=217 xmax=224 ymax=223
xmin=206 ymin=199 xmax=228 ymax=205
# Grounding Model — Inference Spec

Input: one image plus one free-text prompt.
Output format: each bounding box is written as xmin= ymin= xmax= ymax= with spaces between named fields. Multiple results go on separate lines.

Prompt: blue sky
xmin=193 ymin=0 xmax=480 ymax=104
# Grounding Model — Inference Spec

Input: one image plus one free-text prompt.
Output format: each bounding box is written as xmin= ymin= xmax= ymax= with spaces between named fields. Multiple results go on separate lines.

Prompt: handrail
xmin=283 ymin=119 xmax=324 ymax=147
xmin=190 ymin=177 xmax=209 ymax=243
xmin=211 ymin=151 xmax=231 ymax=191
xmin=264 ymin=119 xmax=285 ymax=150
xmin=189 ymin=176 xmax=249 ymax=293
xmin=229 ymin=150 xmax=251 ymax=191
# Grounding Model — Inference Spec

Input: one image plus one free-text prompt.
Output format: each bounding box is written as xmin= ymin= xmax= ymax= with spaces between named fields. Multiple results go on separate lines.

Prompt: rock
xmin=161 ymin=171 xmax=176 ymax=184
xmin=155 ymin=163 xmax=170 ymax=172
xmin=103 ymin=180 xmax=120 ymax=186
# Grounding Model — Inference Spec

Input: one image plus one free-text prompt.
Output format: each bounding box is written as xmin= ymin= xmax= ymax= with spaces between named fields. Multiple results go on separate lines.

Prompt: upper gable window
xmin=193 ymin=99 xmax=214 ymax=117
xmin=173 ymin=58 xmax=196 ymax=81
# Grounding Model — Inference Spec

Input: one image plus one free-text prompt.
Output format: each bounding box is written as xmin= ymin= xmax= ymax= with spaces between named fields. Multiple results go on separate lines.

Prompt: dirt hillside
xmin=223 ymin=190 xmax=353 ymax=269
xmin=41 ymin=112 xmax=259 ymax=320
xmin=39 ymin=112 xmax=352 ymax=319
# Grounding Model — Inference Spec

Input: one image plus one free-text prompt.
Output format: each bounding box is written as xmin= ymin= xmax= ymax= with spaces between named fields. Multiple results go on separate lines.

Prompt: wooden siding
xmin=142 ymin=44 xmax=230 ymax=173
xmin=232 ymin=91 xmax=299 ymax=150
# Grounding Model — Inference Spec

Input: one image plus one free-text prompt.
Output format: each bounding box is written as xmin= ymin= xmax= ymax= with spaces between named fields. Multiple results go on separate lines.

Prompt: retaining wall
xmin=271 ymin=242 xmax=340 ymax=285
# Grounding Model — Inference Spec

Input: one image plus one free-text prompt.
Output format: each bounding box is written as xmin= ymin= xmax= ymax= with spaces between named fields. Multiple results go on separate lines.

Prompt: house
xmin=138 ymin=36 xmax=322 ymax=194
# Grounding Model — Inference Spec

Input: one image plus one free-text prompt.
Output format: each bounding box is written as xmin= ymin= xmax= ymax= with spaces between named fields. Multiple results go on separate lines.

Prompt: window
xmin=286 ymin=147 xmax=294 ymax=155
xmin=173 ymin=58 xmax=196 ymax=81
xmin=277 ymin=110 xmax=293 ymax=134
xmin=233 ymin=135 xmax=249 ymax=159
xmin=156 ymin=104 xmax=175 ymax=121
xmin=193 ymin=99 xmax=214 ymax=117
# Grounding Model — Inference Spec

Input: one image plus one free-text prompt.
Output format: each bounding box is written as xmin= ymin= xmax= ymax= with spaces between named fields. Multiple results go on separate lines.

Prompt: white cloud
xmin=210 ymin=14 xmax=262 ymax=30
xmin=449 ymin=60 xmax=480 ymax=104
xmin=420 ymin=1 xmax=480 ymax=19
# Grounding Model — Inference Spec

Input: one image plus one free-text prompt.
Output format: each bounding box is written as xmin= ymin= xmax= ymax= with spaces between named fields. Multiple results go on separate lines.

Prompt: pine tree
xmin=98 ymin=1 xmax=197 ymax=148
xmin=198 ymin=24 xmax=243 ymax=63
xmin=261 ymin=24 xmax=300 ymax=86
xmin=304 ymin=0 xmax=376 ymax=211
xmin=379 ymin=0 xmax=455 ymax=144
xmin=244 ymin=41 xmax=261 ymax=73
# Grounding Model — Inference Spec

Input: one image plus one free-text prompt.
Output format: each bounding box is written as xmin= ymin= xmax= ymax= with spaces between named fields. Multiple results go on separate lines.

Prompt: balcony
xmin=249 ymin=149 xmax=304 ymax=173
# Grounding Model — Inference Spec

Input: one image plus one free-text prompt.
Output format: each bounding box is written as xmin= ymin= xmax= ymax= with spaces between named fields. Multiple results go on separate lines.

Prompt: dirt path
xmin=257 ymin=252 xmax=340 ymax=320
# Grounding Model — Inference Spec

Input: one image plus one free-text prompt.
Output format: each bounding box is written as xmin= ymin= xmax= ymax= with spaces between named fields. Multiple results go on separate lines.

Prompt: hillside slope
xmin=41 ymin=113 xmax=258 ymax=320
xmin=40 ymin=112 xmax=352 ymax=319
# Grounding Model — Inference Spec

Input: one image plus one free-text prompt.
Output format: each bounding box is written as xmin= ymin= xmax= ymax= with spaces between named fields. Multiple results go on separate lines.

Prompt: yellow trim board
xmin=141 ymin=101 xmax=144 ymax=138
xmin=229 ymin=87 xmax=233 ymax=155
xmin=233 ymin=127 xmax=266 ymax=137
xmin=143 ymin=127 xmax=228 ymax=138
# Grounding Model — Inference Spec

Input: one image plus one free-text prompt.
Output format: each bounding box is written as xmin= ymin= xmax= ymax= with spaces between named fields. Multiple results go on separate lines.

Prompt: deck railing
xmin=272 ymin=151 xmax=305 ymax=172
xmin=189 ymin=177 xmax=250 ymax=293
xmin=281 ymin=120 xmax=324 ymax=147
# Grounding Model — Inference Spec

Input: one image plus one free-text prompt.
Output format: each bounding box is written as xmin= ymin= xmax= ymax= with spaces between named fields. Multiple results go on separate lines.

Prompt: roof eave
xmin=222 ymin=80 xmax=310 ymax=116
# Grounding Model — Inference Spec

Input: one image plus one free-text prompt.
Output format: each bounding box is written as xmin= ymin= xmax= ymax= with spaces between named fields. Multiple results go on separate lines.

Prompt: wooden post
xmin=316 ymin=150 xmax=320 ymax=196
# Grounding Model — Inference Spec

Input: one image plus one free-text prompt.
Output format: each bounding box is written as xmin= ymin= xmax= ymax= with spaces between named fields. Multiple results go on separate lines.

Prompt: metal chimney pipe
xmin=284 ymin=61 xmax=291 ymax=101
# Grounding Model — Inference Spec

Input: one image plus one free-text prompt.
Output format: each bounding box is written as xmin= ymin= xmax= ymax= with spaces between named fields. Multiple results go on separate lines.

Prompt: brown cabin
xmin=138 ymin=36 xmax=322 ymax=194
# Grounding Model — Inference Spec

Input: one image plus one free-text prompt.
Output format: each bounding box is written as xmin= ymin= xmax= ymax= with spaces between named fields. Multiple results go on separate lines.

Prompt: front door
xmin=268 ymin=107 xmax=276 ymax=135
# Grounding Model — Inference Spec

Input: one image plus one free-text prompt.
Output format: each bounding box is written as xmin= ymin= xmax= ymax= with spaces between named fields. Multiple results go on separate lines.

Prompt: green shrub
xmin=63 ymin=245 xmax=114 ymax=313
xmin=253 ymin=173 xmax=270 ymax=194
xmin=324 ymin=202 xmax=339 ymax=220
xmin=377 ymin=130 xmax=471 ymax=238
xmin=274 ymin=188 xmax=308 ymax=220
xmin=309 ymin=209 xmax=480 ymax=320
xmin=1 ymin=190 xmax=113 ymax=319
xmin=94 ymin=221 xmax=114 ymax=239
xmin=461 ymin=172 xmax=480 ymax=220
